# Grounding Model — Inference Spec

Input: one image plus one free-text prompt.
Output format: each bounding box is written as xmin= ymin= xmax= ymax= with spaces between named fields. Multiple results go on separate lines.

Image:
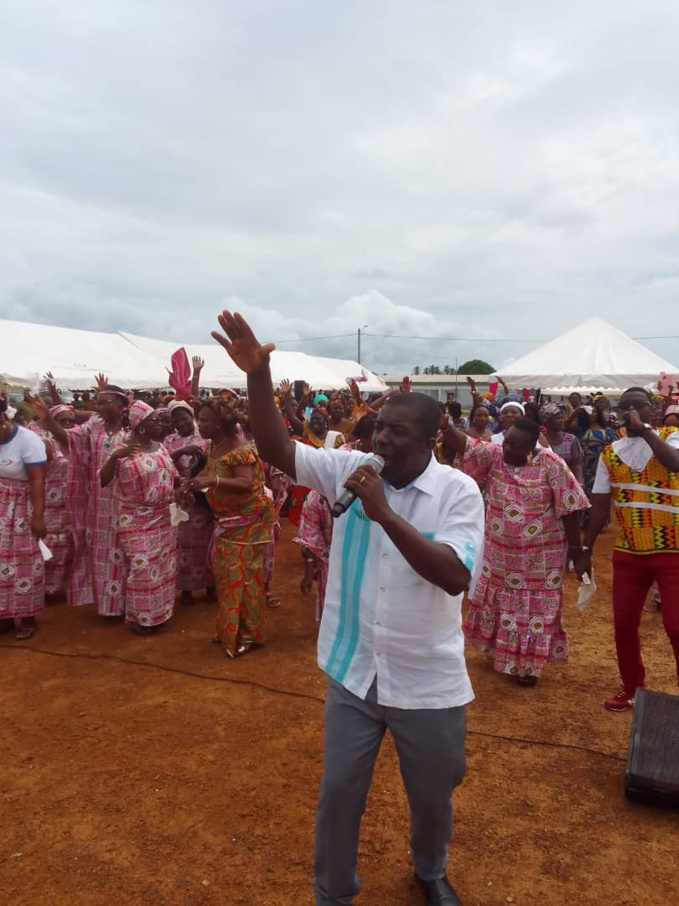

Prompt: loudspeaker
xmin=625 ymin=688 xmax=679 ymax=807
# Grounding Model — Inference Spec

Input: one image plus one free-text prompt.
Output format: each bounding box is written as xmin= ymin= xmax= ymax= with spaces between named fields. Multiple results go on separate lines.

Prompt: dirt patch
xmin=1 ymin=522 xmax=678 ymax=905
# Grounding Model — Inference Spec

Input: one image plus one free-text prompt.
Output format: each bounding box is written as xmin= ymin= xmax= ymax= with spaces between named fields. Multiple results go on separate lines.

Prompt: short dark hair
xmin=383 ymin=392 xmax=441 ymax=438
xmin=354 ymin=415 xmax=375 ymax=439
xmin=448 ymin=401 xmax=462 ymax=418
xmin=512 ymin=418 xmax=541 ymax=443
xmin=621 ymin=387 xmax=653 ymax=402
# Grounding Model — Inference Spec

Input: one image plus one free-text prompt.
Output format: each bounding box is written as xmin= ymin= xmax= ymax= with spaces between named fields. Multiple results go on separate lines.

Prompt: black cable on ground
xmin=1 ymin=643 xmax=626 ymax=762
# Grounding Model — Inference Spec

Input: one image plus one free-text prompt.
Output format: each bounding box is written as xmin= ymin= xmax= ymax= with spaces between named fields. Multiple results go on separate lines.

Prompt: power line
xmin=269 ymin=332 xmax=679 ymax=345
xmin=0 ymin=644 xmax=626 ymax=763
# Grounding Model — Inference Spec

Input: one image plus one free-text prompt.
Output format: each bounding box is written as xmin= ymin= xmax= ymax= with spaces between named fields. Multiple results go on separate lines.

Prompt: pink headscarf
xmin=128 ymin=400 xmax=155 ymax=431
xmin=49 ymin=404 xmax=74 ymax=418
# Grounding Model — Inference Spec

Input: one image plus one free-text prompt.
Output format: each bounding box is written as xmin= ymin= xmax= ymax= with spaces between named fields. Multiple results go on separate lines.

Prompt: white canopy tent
xmin=119 ymin=332 xmax=387 ymax=392
xmin=0 ymin=319 xmax=387 ymax=392
xmin=493 ymin=318 xmax=678 ymax=395
xmin=0 ymin=320 xmax=167 ymax=390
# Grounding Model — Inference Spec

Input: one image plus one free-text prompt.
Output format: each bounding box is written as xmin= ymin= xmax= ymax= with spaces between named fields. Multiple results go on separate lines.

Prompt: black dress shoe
xmin=415 ymin=874 xmax=463 ymax=906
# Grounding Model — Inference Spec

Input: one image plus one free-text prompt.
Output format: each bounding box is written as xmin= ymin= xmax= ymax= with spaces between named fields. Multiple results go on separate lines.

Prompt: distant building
xmin=383 ymin=375 xmax=492 ymax=408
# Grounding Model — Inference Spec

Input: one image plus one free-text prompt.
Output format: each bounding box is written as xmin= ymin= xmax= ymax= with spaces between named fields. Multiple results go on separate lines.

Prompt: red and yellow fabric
xmin=601 ymin=427 xmax=679 ymax=555
xmin=204 ymin=445 xmax=275 ymax=655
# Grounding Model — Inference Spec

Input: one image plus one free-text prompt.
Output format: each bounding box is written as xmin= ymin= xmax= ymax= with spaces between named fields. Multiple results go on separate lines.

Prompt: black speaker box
xmin=625 ymin=688 xmax=679 ymax=807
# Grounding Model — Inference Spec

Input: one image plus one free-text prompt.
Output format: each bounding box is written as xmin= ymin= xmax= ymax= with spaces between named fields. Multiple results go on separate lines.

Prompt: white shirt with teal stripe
xmin=294 ymin=445 xmax=485 ymax=709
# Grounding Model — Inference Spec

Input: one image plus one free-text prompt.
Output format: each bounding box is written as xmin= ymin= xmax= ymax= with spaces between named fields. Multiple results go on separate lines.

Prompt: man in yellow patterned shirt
xmin=582 ymin=387 xmax=679 ymax=711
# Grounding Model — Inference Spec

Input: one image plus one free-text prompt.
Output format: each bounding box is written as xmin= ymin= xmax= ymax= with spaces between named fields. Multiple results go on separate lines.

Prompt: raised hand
xmin=211 ymin=311 xmax=275 ymax=375
xmin=192 ymin=356 xmax=205 ymax=372
xmin=94 ymin=373 xmax=108 ymax=391
xmin=279 ymin=378 xmax=292 ymax=396
xmin=400 ymin=376 xmax=412 ymax=393
xmin=347 ymin=378 xmax=361 ymax=400
xmin=113 ymin=443 xmax=141 ymax=460
xmin=466 ymin=376 xmax=476 ymax=388
xmin=43 ymin=371 xmax=56 ymax=388
xmin=28 ymin=394 xmax=50 ymax=421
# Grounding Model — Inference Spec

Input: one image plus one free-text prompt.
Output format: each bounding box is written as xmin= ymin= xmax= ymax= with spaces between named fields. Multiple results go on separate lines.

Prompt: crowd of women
xmin=2 ymin=364 xmax=677 ymax=686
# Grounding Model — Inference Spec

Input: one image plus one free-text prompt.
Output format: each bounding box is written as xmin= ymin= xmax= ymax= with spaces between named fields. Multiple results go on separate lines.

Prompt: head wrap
xmin=541 ymin=402 xmax=564 ymax=418
xmin=50 ymin=404 xmax=74 ymax=418
xmin=168 ymin=400 xmax=194 ymax=415
xmin=97 ymin=384 xmax=128 ymax=400
xmin=665 ymin=404 xmax=679 ymax=417
xmin=500 ymin=401 xmax=525 ymax=416
xmin=314 ymin=394 xmax=329 ymax=405
xmin=128 ymin=400 xmax=155 ymax=431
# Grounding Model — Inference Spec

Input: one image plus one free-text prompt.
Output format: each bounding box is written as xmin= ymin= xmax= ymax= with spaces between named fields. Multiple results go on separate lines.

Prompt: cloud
xmin=2 ymin=0 xmax=679 ymax=373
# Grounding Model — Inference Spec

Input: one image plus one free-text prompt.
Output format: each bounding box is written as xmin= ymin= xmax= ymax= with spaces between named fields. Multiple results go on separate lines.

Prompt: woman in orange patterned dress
xmin=185 ymin=398 xmax=275 ymax=658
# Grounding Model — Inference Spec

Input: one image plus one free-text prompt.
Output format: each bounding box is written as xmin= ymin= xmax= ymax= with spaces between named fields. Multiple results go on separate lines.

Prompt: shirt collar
xmin=385 ymin=453 xmax=439 ymax=496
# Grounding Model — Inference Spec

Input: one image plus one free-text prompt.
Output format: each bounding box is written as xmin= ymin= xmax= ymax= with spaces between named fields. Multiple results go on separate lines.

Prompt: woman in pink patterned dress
xmin=28 ymin=403 xmax=77 ymax=600
xmin=67 ymin=386 xmax=130 ymax=614
xmin=294 ymin=490 xmax=333 ymax=622
xmin=0 ymin=399 xmax=47 ymax=639
xmin=100 ymin=402 xmax=177 ymax=635
xmin=262 ymin=460 xmax=292 ymax=609
xmin=446 ymin=419 xmax=590 ymax=685
xmin=165 ymin=400 xmax=215 ymax=605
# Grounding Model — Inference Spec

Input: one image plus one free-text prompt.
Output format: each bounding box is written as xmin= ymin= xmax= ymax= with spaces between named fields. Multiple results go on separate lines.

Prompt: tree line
xmin=411 ymin=359 xmax=495 ymax=376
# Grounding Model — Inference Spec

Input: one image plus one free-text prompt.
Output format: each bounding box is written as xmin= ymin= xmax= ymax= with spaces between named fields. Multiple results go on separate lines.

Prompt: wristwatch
xmin=641 ymin=423 xmax=653 ymax=431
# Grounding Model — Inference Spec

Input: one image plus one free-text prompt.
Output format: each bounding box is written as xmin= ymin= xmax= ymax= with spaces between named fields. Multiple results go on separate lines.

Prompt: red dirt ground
xmin=1 ymin=522 xmax=678 ymax=906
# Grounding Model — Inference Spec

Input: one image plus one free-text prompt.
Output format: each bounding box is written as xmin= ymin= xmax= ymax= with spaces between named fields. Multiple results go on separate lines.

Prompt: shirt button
xmin=379 ymin=587 xmax=385 ymax=593
xmin=375 ymin=621 xmax=381 ymax=626
xmin=382 ymin=553 xmax=388 ymax=559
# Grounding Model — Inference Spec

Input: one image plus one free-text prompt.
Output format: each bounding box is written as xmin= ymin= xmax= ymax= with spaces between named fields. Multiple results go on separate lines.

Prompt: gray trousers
xmin=313 ymin=677 xmax=467 ymax=906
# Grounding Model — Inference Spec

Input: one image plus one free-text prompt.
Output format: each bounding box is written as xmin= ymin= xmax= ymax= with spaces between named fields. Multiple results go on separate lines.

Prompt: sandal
xmin=179 ymin=590 xmax=194 ymax=606
xmin=517 ymin=675 xmax=538 ymax=687
xmin=16 ymin=618 xmax=36 ymax=640
xmin=128 ymin=623 xmax=155 ymax=636
xmin=266 ymin=592 xmax=281 ymax=609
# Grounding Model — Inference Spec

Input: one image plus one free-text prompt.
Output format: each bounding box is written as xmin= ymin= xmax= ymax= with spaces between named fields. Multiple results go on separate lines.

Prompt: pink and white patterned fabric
xmin=28 ymin=425 xmax=74 ymax=599
xmin=68 ymin=417 xmax=129 ymax=614
xmin=294 ymin=490 xmax=333 ymax=622
xmin=113 ymin=446 xmax=177 ymax=627
xmin=463 ymin=443 xmax=589 ymax=678
xmin=0 ymin=479 xmax=45 ymax=617
xmin=0 ymin=426 xmax=47 ymax=618
xmin=262 ymin=461 xmax=292 ymax=588
xmin=165 ymin=432 xmax=215 ymax=592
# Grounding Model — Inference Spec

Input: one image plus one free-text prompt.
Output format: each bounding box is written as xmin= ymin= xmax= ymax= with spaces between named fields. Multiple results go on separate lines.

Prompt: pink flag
xmin=167 ymin=348 xmax=192 ymax=400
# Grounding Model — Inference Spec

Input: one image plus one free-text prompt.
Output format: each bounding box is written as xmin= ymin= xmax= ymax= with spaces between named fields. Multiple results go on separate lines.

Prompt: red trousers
xmin=612 ymin=550 xmax=679 ymax=693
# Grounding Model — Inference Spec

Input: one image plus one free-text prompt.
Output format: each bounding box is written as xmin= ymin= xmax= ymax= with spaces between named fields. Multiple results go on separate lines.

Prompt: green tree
xmin=412 ymin=365 xmax=421 ymax=375
xmin=457 ymin=359 xmax=495 ymax=374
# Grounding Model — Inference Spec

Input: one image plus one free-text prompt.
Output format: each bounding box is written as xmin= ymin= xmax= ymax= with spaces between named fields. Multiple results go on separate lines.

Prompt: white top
xmin=294 ymin=444 xmax=485 ymax=709
xmin=0 ymin=425 xmax=47 ymax=481
xmin=592 ymin=432 xmax=679 ymax=493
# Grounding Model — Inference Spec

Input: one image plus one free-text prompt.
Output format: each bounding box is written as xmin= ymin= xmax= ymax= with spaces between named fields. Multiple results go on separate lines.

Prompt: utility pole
xmin=357 ymin=324 xmax=367 ymax=364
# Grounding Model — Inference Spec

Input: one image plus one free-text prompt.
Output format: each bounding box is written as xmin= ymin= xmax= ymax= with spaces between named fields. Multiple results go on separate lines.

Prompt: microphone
xmin=331 ymin=454 xmax=385 ymax=518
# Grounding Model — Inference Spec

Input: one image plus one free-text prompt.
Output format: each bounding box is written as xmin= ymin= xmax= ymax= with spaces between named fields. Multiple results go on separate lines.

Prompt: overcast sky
xmin=2 ymin=1 xmax=679 ymax=373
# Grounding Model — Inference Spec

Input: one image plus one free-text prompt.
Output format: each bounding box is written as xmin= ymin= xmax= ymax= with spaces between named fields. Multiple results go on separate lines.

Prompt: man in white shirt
xmin=212 ymin=312 xmax=485 ymax=906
